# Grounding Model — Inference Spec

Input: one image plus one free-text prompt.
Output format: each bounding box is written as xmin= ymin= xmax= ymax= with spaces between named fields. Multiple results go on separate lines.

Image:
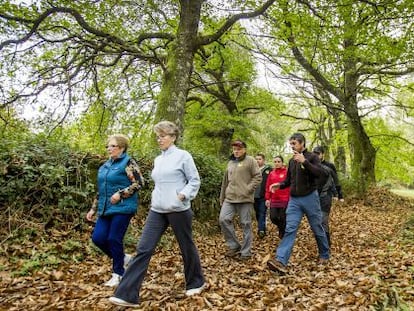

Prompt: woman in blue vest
xmin=86 ymin=134 xmax=144 ymax=287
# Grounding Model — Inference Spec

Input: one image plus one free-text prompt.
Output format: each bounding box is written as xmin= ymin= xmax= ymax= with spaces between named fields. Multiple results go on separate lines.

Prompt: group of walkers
xmin=86 ymin=124 xmax=343 ymax=307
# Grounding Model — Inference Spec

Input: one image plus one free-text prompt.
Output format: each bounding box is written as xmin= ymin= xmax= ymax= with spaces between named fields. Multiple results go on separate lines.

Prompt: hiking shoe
xmin=258 ymin=231 xmax=266 ymax=239
xmin=124 ymin=254 xmax=133 ymax=268
xmin=104 ymin=273 xmax=121 ymax=287
xmin=239 ymin=254 xmax=252 ymax=261
xmin=185 ymin=283 xmax=206 ymax=296
xmin=267 ymin=259 xmax=287 ymax=275
xmin=317 ymin=258 xmax=329 ymax=265
xmin=225 ymin=247 xmax=240 ymax=258
xmin=109 ymin=296 xmax=140 ymax=307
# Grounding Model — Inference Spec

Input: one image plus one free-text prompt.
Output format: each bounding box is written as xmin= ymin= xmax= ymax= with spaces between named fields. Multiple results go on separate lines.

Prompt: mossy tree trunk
xmin=154 ymin=1 xmax=202 ymax=133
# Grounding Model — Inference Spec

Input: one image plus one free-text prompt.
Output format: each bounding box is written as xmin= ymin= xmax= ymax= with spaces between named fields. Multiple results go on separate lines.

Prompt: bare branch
xmin=197 ymin=0 xmax=276 ymax=47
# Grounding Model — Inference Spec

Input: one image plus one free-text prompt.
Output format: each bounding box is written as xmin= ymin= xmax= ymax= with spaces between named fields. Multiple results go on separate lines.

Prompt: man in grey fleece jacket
xmin=219 ymin=140 xmax=262 ymax=260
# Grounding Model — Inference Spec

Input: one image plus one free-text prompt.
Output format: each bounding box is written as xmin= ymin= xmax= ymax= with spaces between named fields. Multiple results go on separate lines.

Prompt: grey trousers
xmin=219 ymin=200 xmax=253 ymax=256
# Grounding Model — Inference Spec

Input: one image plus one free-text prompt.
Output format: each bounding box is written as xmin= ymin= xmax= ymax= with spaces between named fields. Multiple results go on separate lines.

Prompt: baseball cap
xmin=231 ymin=140 xmax=247 ymax=148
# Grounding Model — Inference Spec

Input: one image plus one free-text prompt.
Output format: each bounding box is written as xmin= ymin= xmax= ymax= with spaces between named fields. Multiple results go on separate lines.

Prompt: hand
xmin=110 ymin=192 xmax=121 ymax=204
xmin=177 ymin=193 xmax=185 ymax=201
xmin=86 ymin=209 xmax=95 ymax=221
xmin=269 ymin=183 xmax=280 ymax=193
xmin=293 ymin=151 xmax=305 ymax=163
xmin=265 ymin=200 xmax=270 ymax=208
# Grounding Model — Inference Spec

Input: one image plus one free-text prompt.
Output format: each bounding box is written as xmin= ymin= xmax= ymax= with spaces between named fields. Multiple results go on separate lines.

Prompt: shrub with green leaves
xmin=0 ymin=135 xmax=98 ymax=233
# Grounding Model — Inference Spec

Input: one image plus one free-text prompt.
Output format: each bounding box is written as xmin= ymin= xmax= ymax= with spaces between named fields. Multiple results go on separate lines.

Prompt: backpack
xmin=318 ymin=164 xmax=337 ymax=197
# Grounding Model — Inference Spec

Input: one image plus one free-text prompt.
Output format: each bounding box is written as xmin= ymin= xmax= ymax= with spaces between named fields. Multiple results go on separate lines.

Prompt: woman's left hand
xmin=110 ymin=192 xmax=121 ymax=204
xmin=177 ymin=193 xmax=185 ymax=201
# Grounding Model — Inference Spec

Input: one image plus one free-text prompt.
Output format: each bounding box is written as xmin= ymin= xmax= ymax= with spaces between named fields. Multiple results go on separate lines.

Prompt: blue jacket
xmin=97 ymin=153 xmax=138 ymax=216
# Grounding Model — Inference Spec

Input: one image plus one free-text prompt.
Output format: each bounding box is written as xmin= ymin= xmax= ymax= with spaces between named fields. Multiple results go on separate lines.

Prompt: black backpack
xmin=318 ymin=164 xmax=337 ymax=196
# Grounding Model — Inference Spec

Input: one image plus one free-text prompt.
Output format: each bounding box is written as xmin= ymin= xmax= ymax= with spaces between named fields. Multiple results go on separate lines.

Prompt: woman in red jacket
xmin=265 ymin=155 xmax=290 ymax=238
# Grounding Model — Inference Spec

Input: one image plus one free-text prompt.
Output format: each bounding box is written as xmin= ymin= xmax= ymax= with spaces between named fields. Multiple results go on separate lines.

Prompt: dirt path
xmin=1 ymin=194 xmax=413 ymax=310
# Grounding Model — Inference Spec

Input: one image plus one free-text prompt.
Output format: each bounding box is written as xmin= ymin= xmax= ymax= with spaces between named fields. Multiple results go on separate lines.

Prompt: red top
xmin=265 ymin=167 xmax=290 ymax=207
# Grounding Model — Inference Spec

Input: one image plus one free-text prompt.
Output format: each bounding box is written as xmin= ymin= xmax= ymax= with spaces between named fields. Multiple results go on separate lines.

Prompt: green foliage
xmin=366 ymin=117 xmax=414 ymax=187
xmin=189 ymin=151 xmax=224 ymax=220
xmin=0 ymin=134 xmax=97 ymax=235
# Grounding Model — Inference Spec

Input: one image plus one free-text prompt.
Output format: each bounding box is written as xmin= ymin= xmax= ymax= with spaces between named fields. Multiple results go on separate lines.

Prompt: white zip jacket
xmin=150 ymin=145 xmax=201 ymax=213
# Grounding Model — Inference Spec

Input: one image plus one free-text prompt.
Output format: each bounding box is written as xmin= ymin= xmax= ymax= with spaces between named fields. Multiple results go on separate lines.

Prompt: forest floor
xmin=0 ymin=188 xmax=413 ymax=311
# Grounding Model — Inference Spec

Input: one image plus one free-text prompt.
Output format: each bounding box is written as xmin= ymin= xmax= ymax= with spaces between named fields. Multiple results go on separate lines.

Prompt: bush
xmin=0 ymin=136 xmax=98 ymax=236
xmin=0 ymin=137 xmax=226 ymax=238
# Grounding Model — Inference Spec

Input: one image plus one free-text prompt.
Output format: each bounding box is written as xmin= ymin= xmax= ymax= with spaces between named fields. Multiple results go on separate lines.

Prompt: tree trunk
xmin=344 ymin=99 xmax=376 ymax=194
xmin=331 ymin=108 xmax=347 ymax=175
xmin=154 ymin=1 xmax=202 ymax=132
xmin=342 ymin=37 xmax=376 ymax=194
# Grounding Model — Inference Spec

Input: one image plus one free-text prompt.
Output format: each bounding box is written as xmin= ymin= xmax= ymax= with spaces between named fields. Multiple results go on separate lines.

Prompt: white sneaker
xmin=124 ymin=254 xmax=133 ymax=268
xmin=104 ymin=273 xmax=121 ymax=287
xmin=185 ymin=283 xmax=206 ymax=296
xmin=109 ymin=296 xmax=139 ymax=307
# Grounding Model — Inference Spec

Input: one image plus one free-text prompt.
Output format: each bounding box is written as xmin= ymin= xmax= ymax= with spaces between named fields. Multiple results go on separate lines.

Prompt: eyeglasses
xmin=156 ymin=134 xmax=171 ymax=140
xmin=106 ymin=144 xmax=119 ymax=149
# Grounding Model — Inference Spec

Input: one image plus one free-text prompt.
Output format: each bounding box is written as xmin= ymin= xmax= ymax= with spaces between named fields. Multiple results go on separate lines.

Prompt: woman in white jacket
xmin=109 ymin=121 xmax=205 ymax=307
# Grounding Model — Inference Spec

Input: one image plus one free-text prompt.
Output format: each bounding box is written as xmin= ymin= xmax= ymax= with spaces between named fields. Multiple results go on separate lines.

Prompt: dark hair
xmin=289 ymin=133 xmax=306 ymax=146
xmin=274 ymin=155 xmax=284 ymax=163
xmin=256 ymin=153 xmax=265 ymax=159
xmin=313 ymin=146 xmax=325 ymax=154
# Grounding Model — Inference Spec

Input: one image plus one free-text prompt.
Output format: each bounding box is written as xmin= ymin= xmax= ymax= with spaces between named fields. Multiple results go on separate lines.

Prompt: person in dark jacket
xmin=313 ymin=146 xmax=343 ymax=246
xmin=267 ymin=133 xmax=330 ymax=275
xmin=86 ymin=134 xmax=144 ymax=287
xmin=254 ymin=153 xmax=272 ymax=238
xmin=313 ymin=146 xmax=343 ymax=201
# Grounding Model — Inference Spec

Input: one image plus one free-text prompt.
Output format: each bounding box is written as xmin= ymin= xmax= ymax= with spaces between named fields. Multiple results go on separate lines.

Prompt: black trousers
xmin=269 ymin=207 xmax=286 ymax=238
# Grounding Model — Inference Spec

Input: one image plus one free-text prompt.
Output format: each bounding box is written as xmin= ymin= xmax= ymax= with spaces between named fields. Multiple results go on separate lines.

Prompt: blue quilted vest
xmin=97 ymin=152 xmax=138 ymax=216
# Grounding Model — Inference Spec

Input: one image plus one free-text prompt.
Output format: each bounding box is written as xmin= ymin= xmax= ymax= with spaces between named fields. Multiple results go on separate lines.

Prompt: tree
xmin=258 ymin=0 xmax=414 ymax=194
xmin=0 ymin=0 xmax=276 ymax=135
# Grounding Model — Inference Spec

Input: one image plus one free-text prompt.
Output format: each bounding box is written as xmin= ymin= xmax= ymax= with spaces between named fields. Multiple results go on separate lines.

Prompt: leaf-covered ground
xmin=1 ymin=189 xmax=413 ymax=310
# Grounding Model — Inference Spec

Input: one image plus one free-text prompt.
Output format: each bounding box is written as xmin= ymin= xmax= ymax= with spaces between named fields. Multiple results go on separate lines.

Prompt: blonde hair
xmin=153 ymin=121 xmax=180 ymax=137
xmin=108 ymin=134 xmax=130 ymax=152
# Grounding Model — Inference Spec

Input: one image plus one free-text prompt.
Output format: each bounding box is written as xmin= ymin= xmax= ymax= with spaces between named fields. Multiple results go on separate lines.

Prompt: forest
xmin=0 ymin=1 xmax=413 ymax=310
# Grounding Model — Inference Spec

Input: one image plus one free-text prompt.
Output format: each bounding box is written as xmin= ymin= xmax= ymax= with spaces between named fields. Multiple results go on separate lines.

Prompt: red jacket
xmin=265 ymin=167 xmax=290 ymax=207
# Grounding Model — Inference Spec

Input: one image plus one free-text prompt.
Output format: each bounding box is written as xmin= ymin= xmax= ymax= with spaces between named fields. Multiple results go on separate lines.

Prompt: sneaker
xmin=258 ymin=231 xmax=266 ymax=239
xmin=225 ymin=247 xmax=240 ymax=258
xmin=109 ymin=296 xmax=140 ymax=307
xmin=124 ymin=254 xmax=133 ymax=268
xmin=104 ymin=273 xmax=121 ymax=287
xmin=267 ymin=259 xmax=287 ymax=275
xmin=185 ymin=283 xmax=205 ymax=296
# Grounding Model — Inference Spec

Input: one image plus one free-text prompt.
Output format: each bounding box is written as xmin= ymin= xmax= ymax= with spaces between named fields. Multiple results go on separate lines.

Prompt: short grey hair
xmin=108 ymin=134 xmax=130 ymax=152
xmin=153 ymin=121 xmax=180 ymax=137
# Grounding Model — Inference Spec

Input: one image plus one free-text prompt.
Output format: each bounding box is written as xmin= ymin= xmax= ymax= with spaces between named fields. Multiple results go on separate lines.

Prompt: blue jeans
xmin=254 ymin=197 xmax=267 ymax=233
xmin=275 ymin=191 xmax=329 ymax=266
xmin=114 ymin=209 xmax=204 ymax=304
xmin=91 ymin=213 xmax=133 ymax=275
